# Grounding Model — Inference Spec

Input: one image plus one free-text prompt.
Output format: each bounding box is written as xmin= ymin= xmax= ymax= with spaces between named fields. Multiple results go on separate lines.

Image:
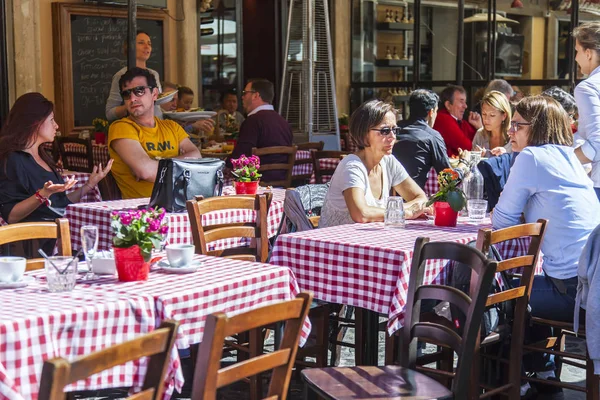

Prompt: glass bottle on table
xmin=462 ymin=153 xmax=484 ymax=217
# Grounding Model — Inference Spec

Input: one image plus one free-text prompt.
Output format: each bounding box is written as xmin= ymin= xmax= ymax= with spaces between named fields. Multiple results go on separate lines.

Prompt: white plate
xmin=158 ymin=260 xmax=201 ymax=274
xmin=155 ymin=90 xmax=178 ymax=105
xmin=163 ymin=111 xmax=217 ymax=122
xmin=0 ymin=276 xmax=35 ymax=289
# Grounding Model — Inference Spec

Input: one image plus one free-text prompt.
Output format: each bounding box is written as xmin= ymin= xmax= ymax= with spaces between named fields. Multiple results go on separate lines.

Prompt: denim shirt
xmin=574 ymin=65 xmax=600 ymax=187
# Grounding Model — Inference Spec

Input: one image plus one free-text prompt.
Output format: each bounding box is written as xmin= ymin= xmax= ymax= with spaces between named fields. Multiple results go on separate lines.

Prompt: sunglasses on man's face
xmin=371 ymin=126 xmax=401 ymax=136
xmin=120 ymin=85 xmax=154 ymax=100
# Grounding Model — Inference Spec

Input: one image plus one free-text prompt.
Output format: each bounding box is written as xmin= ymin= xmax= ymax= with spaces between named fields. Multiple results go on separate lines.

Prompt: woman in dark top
xmin=0 ymin=93 xmax=112 ymax=224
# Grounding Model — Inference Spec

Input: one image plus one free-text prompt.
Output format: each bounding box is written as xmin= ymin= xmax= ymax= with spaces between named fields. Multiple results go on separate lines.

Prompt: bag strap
xmin=216 ymin=170 xmax=224 ymax=196
xmin=182 ymin=169 xmax=191 ymax=200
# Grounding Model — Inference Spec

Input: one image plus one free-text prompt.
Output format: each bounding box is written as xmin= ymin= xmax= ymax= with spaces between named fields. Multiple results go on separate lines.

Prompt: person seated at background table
xmin=105 ymin=31 xmax=162 ymax=123
xmin=176 ymin=85 xmax=194 ymax=111
xmin=542 ymin=86 xmax=578 ymax=134
xmin=392 ymin=89 xmax=451 ymax=190
xmin=215 ymin=90 xmax=245 ymax=139
xmin=492 ymin=96 xmax=600 ymax=364
xmin=484 ymin=79 xmax=514 ymax=102
xmin=108 ymin=68 xmax=200 ymax=199
xmin=0 ymin=93 xmax=112 ymax=255
xmin=472 ymin=91 xmax=512 ymax=158
xmin=433 ymin=85 xmax=482 ymax=157
xmin=319 ymin=100 xmax=430 ymax=228
xmin=227 ymin=79 xmax=292 ymax=182
xmin=159 ymin=81 xmax=178 ymax=113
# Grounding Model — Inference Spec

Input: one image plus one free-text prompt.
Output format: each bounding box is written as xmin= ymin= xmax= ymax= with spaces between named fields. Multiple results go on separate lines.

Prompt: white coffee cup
xmin=165 ymin=244 xmax=195 ymax=267
xmin=0 ymin=256 xmax=26 ymax=283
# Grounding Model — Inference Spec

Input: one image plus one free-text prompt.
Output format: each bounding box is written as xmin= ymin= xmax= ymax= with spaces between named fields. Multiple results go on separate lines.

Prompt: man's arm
xmin=431 ymin=135 xmax=451 ymax=173
xmin=111 ymin=138 xmax=159 ymax=182
xmin=177 ymin=138 xmax=202 ymax=159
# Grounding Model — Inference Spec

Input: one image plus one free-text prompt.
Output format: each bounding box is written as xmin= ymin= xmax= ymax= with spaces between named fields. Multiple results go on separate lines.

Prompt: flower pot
xmin=339 ymin=124 xmax=349 ymax=132
xmin=433 ymin=201 xmax=459 ymax=227
xmin=94 ymin=132 xmax=106 ymax=145
xmin=226 ymin=139 xmax=237 ymax=146
xmin=113 ymin=245 xmax=149 ymax=282
xmin=234 ymin=180 xmax=260 ymax=195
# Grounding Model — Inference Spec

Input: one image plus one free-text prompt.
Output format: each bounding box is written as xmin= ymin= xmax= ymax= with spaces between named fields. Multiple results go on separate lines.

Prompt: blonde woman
xmin=472 ymin=90 xmax=512 ymax=157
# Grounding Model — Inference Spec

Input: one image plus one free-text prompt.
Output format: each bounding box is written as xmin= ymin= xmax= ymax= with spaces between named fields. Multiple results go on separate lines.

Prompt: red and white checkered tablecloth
xmin=270 ymin=218 xmax=536 ymax=335
xmin=64 ymin=188 xmax=285 ymax=253
xmin=42 ymin=142 xmax=110 ymax=169
xmin=0 ymin=276 xmax=182 ymax=399
xmin=424 ymin=167 xmax=440 ymax=196
xmin=88 ymin=253 xmax=311 ymax=350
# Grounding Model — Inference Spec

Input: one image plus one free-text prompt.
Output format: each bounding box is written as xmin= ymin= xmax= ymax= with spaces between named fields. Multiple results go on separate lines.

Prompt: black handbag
xmin=148 ymin=158 xmax=225 ymax=212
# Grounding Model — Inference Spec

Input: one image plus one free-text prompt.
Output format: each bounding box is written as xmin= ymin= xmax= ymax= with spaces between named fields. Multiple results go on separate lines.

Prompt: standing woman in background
xmin=105 ymin=31 xmax=162 ymax=122
xmin=573 ymin=22 xmax=600 ymax=200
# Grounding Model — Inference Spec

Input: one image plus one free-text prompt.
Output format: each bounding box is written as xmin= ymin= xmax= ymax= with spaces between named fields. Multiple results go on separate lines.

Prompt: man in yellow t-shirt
xmin=108 ymin=67 xmax=201 ymax=199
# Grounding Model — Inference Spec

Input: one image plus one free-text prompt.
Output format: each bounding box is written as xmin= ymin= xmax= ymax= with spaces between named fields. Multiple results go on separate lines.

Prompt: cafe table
xmin=64 ymin=187 xmax=285 ymax=253
xmin=0 ymin=253 xmax=309 ymax=399
xmin=270 ymin=217 xmax=533 ymax=364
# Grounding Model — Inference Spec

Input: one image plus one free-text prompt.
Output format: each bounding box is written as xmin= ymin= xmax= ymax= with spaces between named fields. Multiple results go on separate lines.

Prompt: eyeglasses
xmin=120 ymin=86 xmax=154 ymax=100
xmin=241 ymin=90 xmax=257 ymax=96
xmin=371 ymin=127 xmax=401 ymax=136
xmin=509 ymin=121 xmax=532 ymax=132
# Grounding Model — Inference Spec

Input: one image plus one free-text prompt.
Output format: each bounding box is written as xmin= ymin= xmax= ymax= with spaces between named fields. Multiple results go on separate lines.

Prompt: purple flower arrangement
xmin=230 ymin=154 xmax=262 ymax=182
xmin=110 ymin=207 xmax=168 ymax=259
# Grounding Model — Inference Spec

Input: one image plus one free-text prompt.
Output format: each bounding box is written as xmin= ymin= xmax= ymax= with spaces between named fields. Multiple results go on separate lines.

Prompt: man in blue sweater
xmin=227 ymin=79 xmax=293 ymax=183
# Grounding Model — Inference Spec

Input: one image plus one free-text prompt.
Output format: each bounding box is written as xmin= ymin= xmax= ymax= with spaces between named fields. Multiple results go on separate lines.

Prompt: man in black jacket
xmin=393 ymin=89 xmax=450 ymax=189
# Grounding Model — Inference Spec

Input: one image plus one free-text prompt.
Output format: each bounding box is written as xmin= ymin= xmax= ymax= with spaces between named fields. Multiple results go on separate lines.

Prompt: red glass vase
xmin=433 ymin=201 xmax=459 ymax=227
xmin=94 ymin=132 xmax=106 ymax=145
xmin=234 ymin=180 xmax=260 ymax=195
xmin=113 ymin=245 xmax=149 ymax=282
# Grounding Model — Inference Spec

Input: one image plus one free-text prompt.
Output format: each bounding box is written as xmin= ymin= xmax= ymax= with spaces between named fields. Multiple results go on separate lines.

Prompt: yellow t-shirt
xmin=108 ymin=117 xmax=188 ymax=199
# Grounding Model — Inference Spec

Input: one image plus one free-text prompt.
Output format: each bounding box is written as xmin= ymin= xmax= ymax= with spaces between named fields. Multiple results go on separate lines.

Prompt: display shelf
xmin=375 ymin=59 xmax=414 ymax=67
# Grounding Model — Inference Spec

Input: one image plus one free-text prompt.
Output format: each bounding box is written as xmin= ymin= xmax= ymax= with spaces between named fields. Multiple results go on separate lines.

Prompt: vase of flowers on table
xmin=338 ymin=113 xmax=349 ymax=131
xmin=111 ymin=208 xmax=168 ymax=281
xmin=231 ymin=154 xmax=262 ymax=194
xmin=92 ymin=118 xmax=109 ymax=145
xmin=426 ymin=168 xmax=466 ymax=227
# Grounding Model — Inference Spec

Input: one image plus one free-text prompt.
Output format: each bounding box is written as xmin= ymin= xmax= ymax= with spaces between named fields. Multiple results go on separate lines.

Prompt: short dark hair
xmin=439 ymin=85 xmax=466 ymax=107
xmin=541 ymin=87 xmax=577 ymax=115
xmin=220 ymin=89 xmax=237 ymax=103
xmin=348 ymin=99 xmax=395 ymax=150
xmin=178 ymin=86 xmax=194 ymax=97
xmin=408 ymin=89 xmax=439 ymax=120
xmin=485 ymin=79 xmax=513 ymax=99
xmin=119 ymin=67 xmax=157 ymax=91
xmin=248 ymin=79 xmax=274 ymax=104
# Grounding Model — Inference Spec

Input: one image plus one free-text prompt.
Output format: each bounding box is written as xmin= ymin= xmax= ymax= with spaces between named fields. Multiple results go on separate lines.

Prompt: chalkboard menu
xmin=70 ymin=16 xmax=164 ymax=127
xmin=52 ymin=3 xmax=169 ymax=134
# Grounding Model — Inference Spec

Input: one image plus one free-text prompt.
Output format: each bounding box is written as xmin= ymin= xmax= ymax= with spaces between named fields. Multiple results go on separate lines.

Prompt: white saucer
xmin=158 ymin=260 xmax=201 ymax=274
xmin=0 ymin=276 xmax=34 ymax=289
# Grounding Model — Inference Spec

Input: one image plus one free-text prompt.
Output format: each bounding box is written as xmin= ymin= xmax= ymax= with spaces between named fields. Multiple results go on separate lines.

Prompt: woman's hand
xmin=490 ymin=146 xmax=507 ymax=156
xmin=458 ymin=148 xmax=471 ymax=161
xmin=474 ymin=145 xmax=487 ymax=157
xmin=39 ymin=177 xmax=78 ymax=198
xmin=87 ymin=159 xmax=113 ymax=187
xmin=405 ymin=201 xmax=432 ymax=220
xmin=191 ymin=119 xmax=215 ymax=135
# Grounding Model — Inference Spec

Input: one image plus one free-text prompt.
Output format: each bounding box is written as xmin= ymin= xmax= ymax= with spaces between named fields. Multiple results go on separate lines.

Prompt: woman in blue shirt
xmin=492 ymin=95 xmax=600 ymax=323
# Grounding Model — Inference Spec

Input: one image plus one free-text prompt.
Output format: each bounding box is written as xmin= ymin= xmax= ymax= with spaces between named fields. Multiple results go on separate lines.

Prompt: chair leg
xmin=384 ymin=331 xmax=398 ymax=365
xmin=249 ymin=328 xmax=264 ymax=400
xmin=587 ymin=352 xmax=600 ymax=400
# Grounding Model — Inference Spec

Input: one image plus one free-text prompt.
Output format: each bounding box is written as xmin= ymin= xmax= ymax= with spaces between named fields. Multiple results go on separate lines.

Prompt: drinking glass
xmin=467 ymin=199 xmax=488 ymax=222
xmin=385 ymin=196 xmax=405 ymax=228
xmin=81 ymin=225 xmax=99 ymax=280
xmin=45 ymin=256 xmax=77 ymax=292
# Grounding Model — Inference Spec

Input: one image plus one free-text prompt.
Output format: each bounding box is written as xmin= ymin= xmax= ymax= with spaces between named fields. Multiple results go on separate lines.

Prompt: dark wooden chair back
xmin=38 ymin=320 xmax=179 ymax=400
xmin=473 ymin=219 xmax=547 ymax=398
xmin=401 ymin=238 xmax=497 ymax=399
xmin=251 ymin=146 xmax=297 ymax=188
xmin=97 ymin=171 xmax=122 ymax=201
xmin=296 ymin=141 xmax=325 ymax=151
xmin=186 ymin=194 xmax=269 ymax=263
xmin=0 ymin=218 xmax=72 ymax=271
xmin=312 ymin=150 xmax=348 ymax=184
xmin=192 ymin=292 xmax=312 ymax=400
xmin=56 ymin=137 xmax=94 ymax=173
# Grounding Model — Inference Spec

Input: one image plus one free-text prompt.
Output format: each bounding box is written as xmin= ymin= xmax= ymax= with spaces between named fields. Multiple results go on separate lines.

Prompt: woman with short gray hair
xmin=319 ymin=100 xmax=429 ymax=228
xmin=573 ymin=21 xmax=600 ymax=200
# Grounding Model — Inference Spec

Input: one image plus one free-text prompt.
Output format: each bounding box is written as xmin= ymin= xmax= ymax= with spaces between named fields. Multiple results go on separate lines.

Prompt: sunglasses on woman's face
xmin=120 ymin=85 xmax=154 ymax=100
xmin=371 ymin=127 xmax=401 ymax=136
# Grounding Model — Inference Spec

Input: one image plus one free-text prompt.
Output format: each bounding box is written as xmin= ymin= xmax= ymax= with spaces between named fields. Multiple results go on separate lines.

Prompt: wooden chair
xmin=302 ymin=238 xmax=498 ymax=400
xmin=251 ymin=146 xmax=297 ymax=188
xmin=186 ymin=194 xmax=269 ymax=263
xmin=311 ymin=150 xmax=348 ymax=184
xmin=97 ymin=171 xmax=122 ymax=201
xmin=56 ymin=137 xmax=95 ymax=173
xmin=191 ymin=292 xmax=313 ymax=400
xmin=38 ymin=320 xmax=179 ymax=400
xmin=292 ymin=142 xmax=324 ymax=187
xmin=0 ymin=218 xmax=71 ymax=271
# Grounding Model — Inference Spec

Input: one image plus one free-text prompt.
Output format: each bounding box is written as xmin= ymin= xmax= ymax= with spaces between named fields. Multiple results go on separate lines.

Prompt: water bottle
xmin=463 ymin=153 xmax=484 ymax=215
